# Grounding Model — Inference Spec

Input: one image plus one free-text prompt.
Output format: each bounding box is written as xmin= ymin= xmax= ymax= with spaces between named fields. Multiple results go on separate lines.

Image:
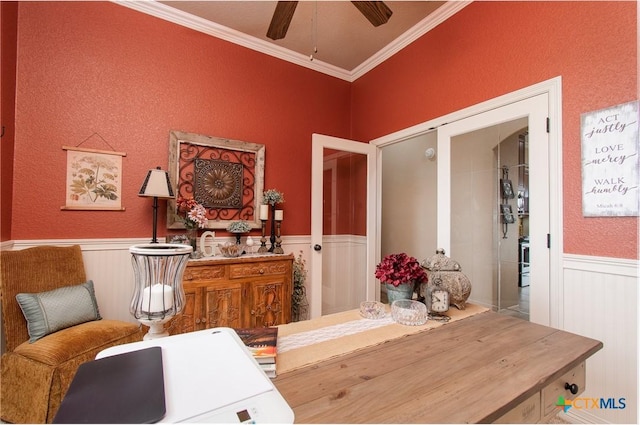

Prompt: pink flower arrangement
xmin=375 ymin=253 xmax=428 ymax=287
xmin=176 ymin=196 xmax=207 ymax=229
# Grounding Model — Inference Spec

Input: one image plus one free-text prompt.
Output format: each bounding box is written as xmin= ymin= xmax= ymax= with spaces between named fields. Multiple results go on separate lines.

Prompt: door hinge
xmin=546 ymin=117 xmax=550 ymax=133
xmin=547 ymin=233 xmax=551 ymax=248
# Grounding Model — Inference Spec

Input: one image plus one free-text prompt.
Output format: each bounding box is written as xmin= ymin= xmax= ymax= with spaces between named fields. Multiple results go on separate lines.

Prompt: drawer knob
xmin=565 ymin=382 xmax=579 ymax=395
xmin=259 ymin=268 xmax=265 ymax=274
xmin=195 ymin=318 xmax=201 ymax=324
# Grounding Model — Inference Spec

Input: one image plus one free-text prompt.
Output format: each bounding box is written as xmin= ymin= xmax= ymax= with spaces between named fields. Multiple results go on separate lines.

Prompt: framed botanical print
xmin=167 ymin=131 xmax=265 ymax=230
xmin=62 ymin=146 xmax=125 ymax=211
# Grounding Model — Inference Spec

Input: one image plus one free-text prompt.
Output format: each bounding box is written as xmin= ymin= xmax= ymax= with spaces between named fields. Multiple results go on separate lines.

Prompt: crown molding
xmin=112 ymin=0 xmax=471 ymax=82
xmin=113 ymin=0 xmax=352 ymax=81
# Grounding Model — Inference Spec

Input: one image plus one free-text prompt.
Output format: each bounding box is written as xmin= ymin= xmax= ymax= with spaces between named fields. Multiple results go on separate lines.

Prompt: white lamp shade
xmin=139 ymin=168 xmax=174 ymax=198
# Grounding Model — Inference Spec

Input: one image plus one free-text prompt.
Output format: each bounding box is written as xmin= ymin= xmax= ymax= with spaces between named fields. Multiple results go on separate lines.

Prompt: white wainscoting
xmin=3 ymin=239 xmax=636 ymax=424
xmin=561 ymin=254 xmax=638 ymax=424
xmin=6 ymin=236 xmax=313 ymax=325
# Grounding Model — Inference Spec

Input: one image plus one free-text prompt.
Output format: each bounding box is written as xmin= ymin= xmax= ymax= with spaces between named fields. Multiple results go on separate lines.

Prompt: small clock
xmin=426 ymin=286 xmax=450 ymax=313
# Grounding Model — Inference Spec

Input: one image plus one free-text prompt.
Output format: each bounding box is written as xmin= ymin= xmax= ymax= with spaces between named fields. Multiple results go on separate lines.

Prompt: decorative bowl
xmin=391 ymin=300 xmax=427 ymax=326
xmin=218 ymin=243 xmax=245 ymax=258
xmin=359 ymin=301 xmax=386 ymax=319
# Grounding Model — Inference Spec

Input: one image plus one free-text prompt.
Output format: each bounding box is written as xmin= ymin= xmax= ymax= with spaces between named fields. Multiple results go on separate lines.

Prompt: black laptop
xmin=53 ymin=346 xmax=166 ymax=424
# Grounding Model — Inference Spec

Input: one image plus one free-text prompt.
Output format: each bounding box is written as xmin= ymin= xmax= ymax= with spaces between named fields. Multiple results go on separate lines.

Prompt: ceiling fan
xmin=267 ymin=1 xmax=393 ymax=41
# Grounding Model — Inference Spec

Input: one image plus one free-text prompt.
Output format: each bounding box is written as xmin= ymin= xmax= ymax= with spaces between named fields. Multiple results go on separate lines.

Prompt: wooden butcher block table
xmin=273 ymin=310 xmax=602 ymax=424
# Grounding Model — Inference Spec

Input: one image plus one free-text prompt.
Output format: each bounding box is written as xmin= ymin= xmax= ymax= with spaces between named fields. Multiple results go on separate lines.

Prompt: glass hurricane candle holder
xmin=129 ymin=243 xmax=192 ymax=340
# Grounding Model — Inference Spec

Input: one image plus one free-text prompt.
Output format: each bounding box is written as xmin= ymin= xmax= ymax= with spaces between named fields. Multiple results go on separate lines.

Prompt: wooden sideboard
xmin=273 ymin=311 xmax=602 ymax=424
xmin=167 ymin=254 xmax=293 ymax=334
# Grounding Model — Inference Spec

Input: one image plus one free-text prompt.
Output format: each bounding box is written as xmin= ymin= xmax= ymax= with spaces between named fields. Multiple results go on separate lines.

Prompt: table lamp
xmin=139 ymin=167 xmax=174 ymax=243
xmin=129 ymin=243 xmax=192 ymax=339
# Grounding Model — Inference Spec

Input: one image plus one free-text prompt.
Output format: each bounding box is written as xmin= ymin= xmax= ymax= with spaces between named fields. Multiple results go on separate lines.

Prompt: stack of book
xmin=234 ymin=327 xmax=278 ymax=378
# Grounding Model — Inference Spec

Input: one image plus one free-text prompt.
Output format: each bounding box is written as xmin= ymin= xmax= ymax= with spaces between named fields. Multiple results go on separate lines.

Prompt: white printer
xmin=96 ymin=328 xmax=294 ymax=423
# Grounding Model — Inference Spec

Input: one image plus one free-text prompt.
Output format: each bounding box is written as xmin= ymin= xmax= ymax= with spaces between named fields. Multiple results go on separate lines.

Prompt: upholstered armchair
xmin=0 ymin=245 xmax=143 ymax=423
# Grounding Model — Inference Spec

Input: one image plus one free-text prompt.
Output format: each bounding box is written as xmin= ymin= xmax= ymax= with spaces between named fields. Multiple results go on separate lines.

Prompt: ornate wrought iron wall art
xmin=167 ymin=131 xmax=265 ymax=230
xmin=194 ymin=159 xmax=243 ymax=209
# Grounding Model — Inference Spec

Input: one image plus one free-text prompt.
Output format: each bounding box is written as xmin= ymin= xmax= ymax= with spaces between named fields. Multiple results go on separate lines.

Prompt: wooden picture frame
xmin=167 ymin=131 xmax=265 ymax=230
xmin=61 ymin=146 xmax=126 ymax=211
xmin=501 ymin=204 xmax=515 ymax=224
xmin=581 ymin=100 xmax=639 ymax=216
xmin=500 ymin=178 xmax=515 ymax=199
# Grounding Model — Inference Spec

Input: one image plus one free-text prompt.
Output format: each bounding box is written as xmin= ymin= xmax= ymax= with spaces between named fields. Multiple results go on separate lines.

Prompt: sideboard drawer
xmin=541 ymin=361 xmax=586 ymax=418
xmin=229 ymin=260 xmax=290 ymax=279
xmin=183 ymin=265 xmax=226 ymax=282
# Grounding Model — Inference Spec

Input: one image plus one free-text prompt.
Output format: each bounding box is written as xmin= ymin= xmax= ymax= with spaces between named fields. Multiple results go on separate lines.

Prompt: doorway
xmin=449 ymin=119 xmax=530 ymax=319
xmin=373 ymin=78 xmax=562 ymax=327
xmin=379 ymin=120 xmax=532 ymax=319
xmin=437 ymin=93 xmax=550 ymax=324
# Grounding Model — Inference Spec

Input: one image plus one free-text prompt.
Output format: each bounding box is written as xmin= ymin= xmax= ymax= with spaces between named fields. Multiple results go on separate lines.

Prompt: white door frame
xmin=437 ymin=94 xmax=550 ymax=324
xmin=310 ymin=134 xmax=378 ymax=319
xmin=370 ymin=77 xmax=563 ymax=327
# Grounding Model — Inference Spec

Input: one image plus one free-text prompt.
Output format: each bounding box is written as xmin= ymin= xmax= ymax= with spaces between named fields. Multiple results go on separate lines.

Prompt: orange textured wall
xmin=1 ymin=2 xmax=18 ymax=242
xmin=11 ymin=2 xmax=350 ymax=240
xmin=7 ymin=2 xmax=638 ymax=259
xmin=351 ymin=1 xmax=637 ymax=259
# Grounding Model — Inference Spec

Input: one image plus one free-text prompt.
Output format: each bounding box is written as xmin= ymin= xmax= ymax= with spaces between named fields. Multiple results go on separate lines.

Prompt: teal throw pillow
xmin=16 ymin=280 xmax=102 ymax=343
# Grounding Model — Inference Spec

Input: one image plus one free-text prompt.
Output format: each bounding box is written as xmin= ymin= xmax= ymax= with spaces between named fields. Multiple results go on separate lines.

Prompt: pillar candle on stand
xmin=274 ymin=211 xmax=284 ymax=254
xmin=259 ymin=204 xmax=269 ymax=220
xmin=141 ymin=283 xmax=174 ymax=313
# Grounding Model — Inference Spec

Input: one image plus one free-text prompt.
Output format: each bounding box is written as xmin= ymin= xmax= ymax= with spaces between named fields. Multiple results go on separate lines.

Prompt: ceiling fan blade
xmin=351 ymin=1 xmax=393 ymax=27
xmin=267 ymin=1 xmax=299 ymax=40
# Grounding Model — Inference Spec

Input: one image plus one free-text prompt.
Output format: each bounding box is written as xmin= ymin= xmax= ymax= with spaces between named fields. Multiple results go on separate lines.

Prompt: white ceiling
xmin=114 ymin=1 xmax=471 ymax=81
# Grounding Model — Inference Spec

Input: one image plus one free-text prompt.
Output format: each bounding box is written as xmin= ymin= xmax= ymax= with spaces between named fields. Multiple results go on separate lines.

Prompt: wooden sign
xmin=581 ymin=100 xmax=639 ymax=216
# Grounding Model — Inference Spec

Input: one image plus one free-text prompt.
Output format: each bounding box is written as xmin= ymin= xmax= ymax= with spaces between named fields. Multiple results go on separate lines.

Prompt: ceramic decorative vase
xmin=385 ymin=282 xmax=415 ymax=303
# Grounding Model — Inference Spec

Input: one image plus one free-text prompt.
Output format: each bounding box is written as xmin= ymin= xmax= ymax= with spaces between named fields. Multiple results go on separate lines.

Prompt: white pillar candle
xmin=259 ymin=204 xmax=269 ymax=220
xmin=275 ymin=209 xmax=283 ymax=221
xmin=141 ymin=283 xmax=174 ymax=313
